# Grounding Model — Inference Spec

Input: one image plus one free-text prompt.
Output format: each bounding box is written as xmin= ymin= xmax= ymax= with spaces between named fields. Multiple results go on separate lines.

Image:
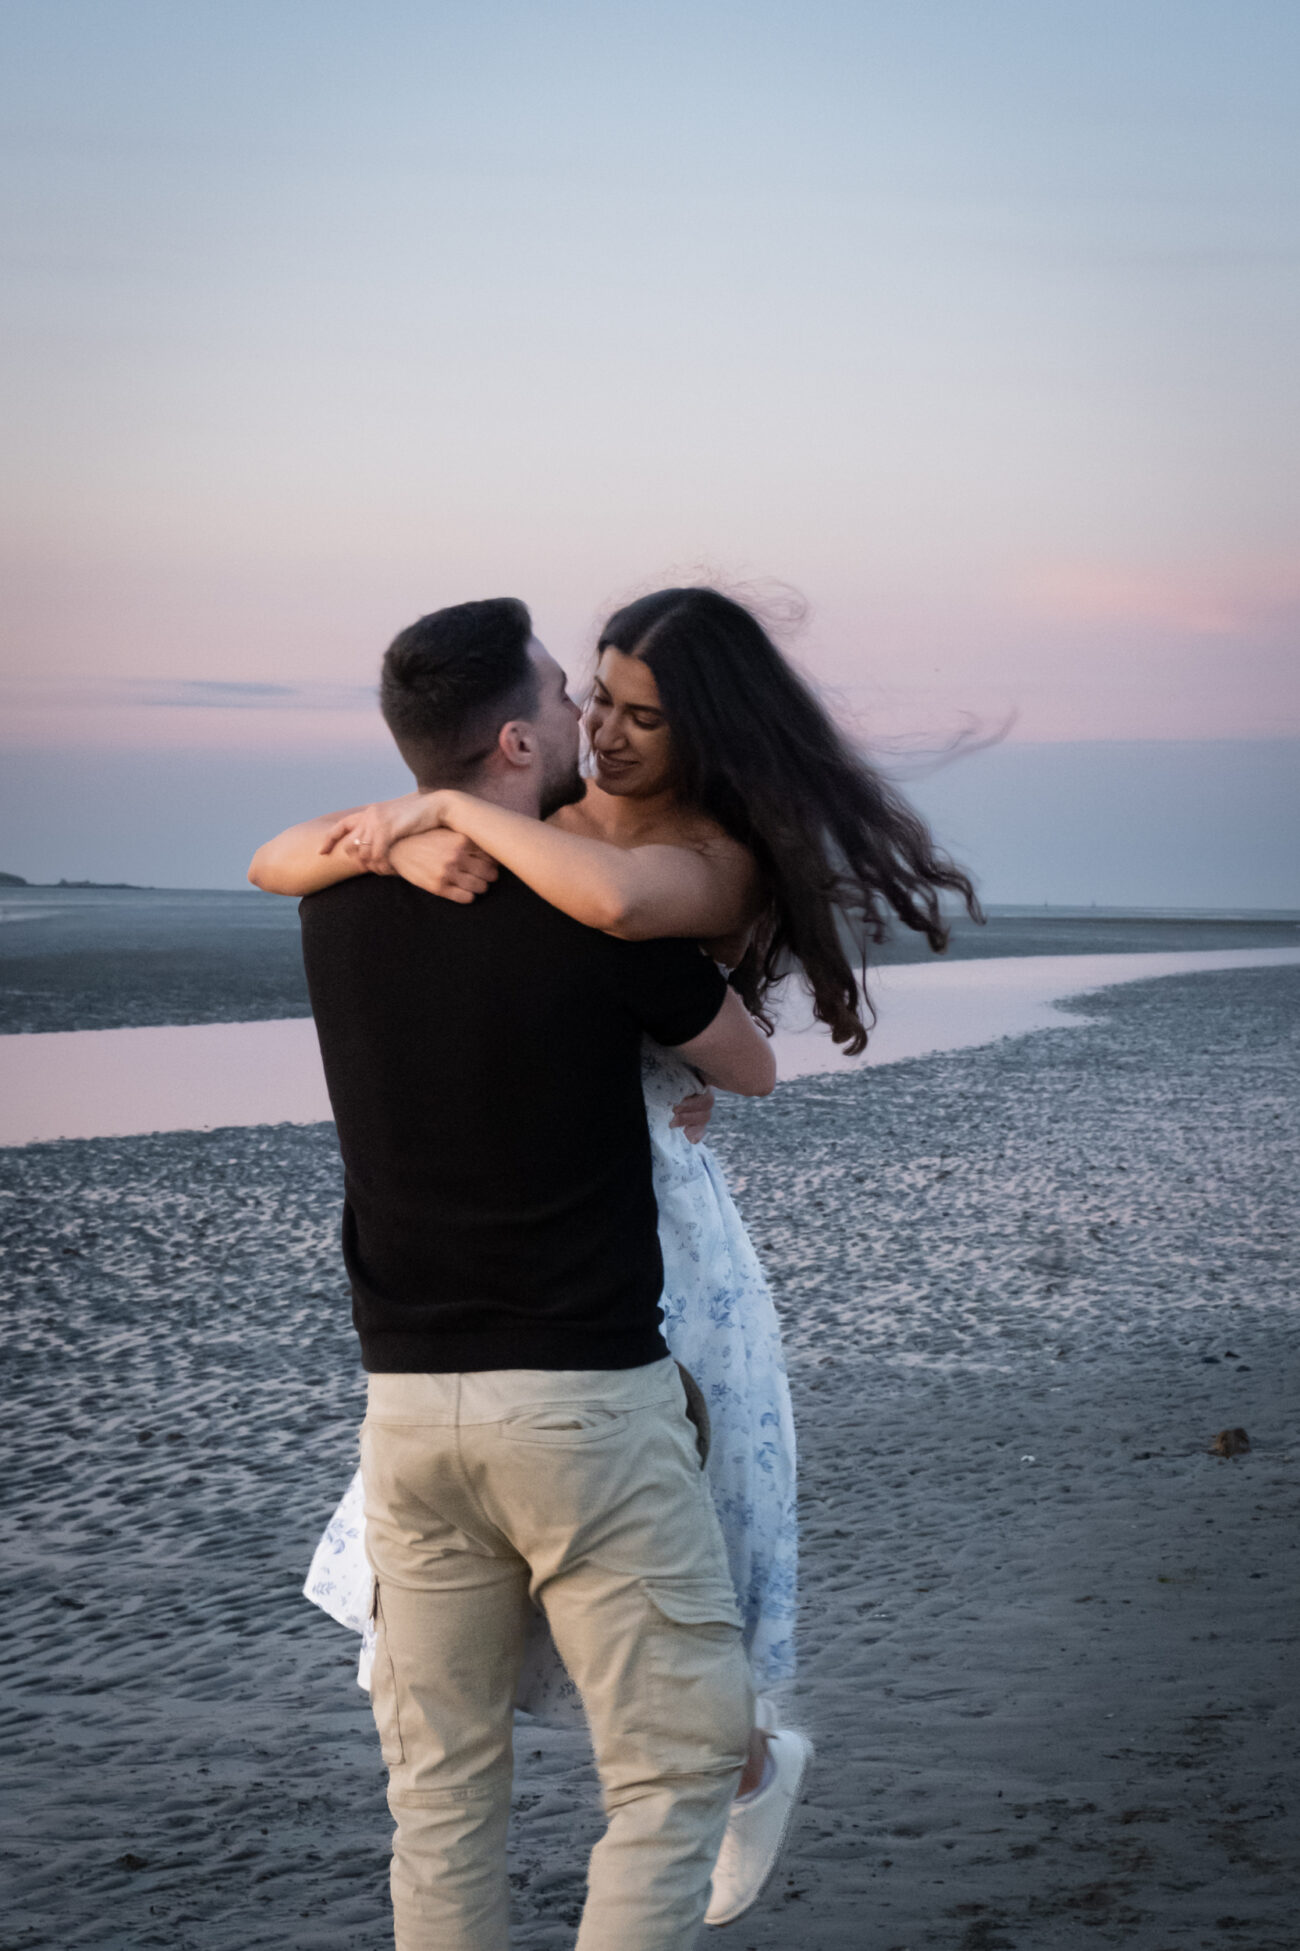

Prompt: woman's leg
xmin=736 ymin=1723 xmax=771 ymax=1798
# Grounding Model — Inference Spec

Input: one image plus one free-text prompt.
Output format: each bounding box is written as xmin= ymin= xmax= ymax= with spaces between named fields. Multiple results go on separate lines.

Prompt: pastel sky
xmin=1 ymin=2 xmax=1297 ymax=896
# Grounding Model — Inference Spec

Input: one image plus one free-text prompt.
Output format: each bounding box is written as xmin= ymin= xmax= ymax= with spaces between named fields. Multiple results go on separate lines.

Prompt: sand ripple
xmin=1 ymin=966 xmax=1296 ymax=1948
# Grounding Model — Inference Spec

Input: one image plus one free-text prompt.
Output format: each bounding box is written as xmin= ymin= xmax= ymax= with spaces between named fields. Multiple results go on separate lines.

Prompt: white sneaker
xmin=704 ymin=1727 xmax=813 ymax=1927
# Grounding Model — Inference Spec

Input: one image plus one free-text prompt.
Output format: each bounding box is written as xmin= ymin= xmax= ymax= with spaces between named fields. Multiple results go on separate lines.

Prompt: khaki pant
xmin=361 ymin=1358 xmax=753 ymax=1951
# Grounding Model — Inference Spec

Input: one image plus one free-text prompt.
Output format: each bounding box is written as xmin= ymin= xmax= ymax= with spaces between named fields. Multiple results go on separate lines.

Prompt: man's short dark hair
xmin=380 ymin=598 xmax=537 ymax=786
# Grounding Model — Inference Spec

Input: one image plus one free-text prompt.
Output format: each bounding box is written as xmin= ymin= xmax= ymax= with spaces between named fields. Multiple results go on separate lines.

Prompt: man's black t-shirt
xmin=300 ymin=871 xmax=728 ymax=1373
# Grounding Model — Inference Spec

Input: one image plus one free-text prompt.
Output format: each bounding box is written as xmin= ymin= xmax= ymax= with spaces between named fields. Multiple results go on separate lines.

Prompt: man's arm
xmin=669 ymin=988 xmax=776 ymax=1098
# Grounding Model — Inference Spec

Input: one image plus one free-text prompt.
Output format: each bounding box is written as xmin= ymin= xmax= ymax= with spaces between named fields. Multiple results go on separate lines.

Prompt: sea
xmin=2 ymin=884 xmax=1298 ymax=1147
xmin=3 ymin=883 xmax=1297 ymax=1037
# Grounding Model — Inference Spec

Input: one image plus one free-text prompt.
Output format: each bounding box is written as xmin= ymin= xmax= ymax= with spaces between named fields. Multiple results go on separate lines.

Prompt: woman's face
xmin=585 ymin=648 xmax=676 ymax=797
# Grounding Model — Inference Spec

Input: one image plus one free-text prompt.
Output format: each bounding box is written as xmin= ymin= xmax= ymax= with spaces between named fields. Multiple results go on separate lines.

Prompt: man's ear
xmin=496 ymin=719 xmax=538 ymax=771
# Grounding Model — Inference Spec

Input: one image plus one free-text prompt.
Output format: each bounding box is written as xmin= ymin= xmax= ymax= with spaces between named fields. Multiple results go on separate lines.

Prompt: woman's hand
xmin=248 ymin=794 xmax=490 ymax=899
xmin=670 ymin=1085 xmax=716 ymax=1145
xmin=388 ymin=831 xmax=499 ymax=904
xmin=320 ymin=790 xmax=456 ymax=872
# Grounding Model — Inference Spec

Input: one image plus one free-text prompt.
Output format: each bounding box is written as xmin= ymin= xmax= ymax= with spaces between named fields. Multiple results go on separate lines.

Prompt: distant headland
xmin=0 ymin=874 xmax=152 ymax=890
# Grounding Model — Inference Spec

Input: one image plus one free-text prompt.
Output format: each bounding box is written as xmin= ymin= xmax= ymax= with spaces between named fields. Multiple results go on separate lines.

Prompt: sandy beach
xmin=2 ymin=958 xmax=1296 ymax=1949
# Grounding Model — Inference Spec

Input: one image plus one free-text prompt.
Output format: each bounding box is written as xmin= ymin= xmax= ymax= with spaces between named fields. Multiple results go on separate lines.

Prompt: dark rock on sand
xmin=1208 ymin=1428 xmax=1251 ymax=1458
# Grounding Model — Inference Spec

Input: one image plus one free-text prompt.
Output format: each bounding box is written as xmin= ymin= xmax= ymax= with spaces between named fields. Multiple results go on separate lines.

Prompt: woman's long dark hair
xmin=598 ymin=586 xmax=982 ymax=1054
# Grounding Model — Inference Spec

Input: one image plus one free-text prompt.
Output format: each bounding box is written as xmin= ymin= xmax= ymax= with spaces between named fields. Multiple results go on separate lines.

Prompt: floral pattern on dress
xmin=303 ymin=1038 xmax=798 ymax=1714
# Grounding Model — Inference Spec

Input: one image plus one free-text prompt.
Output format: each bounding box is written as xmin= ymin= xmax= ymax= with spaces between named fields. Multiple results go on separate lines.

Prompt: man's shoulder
xmin=298 ymin=870 xmax=608 ymax=951
xmin=298 ymin=871 xmax=478 ymax=943
xmin=299 ymin=873 xmax=416 ymax=931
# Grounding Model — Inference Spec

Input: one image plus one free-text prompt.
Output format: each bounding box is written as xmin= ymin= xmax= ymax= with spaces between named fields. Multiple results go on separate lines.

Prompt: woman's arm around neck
xmin=426 ymin=790 xmax=760 ymax=942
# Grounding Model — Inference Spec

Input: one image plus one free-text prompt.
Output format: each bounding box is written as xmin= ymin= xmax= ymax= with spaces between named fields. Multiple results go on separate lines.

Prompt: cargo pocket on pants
xmin=369 ymin=1581 xmax=405 ymax=1767
xmin=643 ymin=1576 xmax=741 ymax=1634
xmin=641 ymin=1577 xmax=749 ymax=1774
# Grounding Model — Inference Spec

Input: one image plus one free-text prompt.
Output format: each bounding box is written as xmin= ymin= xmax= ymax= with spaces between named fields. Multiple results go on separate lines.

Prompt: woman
xmin=260 ymin=585 xmax=977 ymax=1855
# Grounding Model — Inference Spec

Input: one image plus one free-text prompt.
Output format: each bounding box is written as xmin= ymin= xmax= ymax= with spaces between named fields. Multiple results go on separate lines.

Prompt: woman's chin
xmin=594 ymin=764 xmax=640 ymax=795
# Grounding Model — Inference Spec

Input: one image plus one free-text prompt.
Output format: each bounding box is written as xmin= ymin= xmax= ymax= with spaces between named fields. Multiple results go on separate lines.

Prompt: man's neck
xmin=417 ymin=769 xmax=542 ymax=820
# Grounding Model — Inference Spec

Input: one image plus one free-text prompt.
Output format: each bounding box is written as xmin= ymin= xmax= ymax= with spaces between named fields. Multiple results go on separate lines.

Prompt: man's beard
xmin=538 ymin=758 xmax=586 ymax=821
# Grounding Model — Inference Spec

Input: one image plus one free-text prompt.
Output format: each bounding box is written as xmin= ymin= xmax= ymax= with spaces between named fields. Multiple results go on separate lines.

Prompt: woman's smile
xmin=594 ymin=750 xmax=637 ymax=779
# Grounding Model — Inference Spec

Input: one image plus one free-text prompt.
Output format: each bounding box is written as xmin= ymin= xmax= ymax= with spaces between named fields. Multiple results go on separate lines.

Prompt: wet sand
xmin=1 ymin=964 xmax=1297 ymax=1949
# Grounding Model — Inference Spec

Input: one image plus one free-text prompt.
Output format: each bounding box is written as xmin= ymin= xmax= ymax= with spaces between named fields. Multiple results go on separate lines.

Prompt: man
xmin=290 ymin=599 xmax=774 ymax=1950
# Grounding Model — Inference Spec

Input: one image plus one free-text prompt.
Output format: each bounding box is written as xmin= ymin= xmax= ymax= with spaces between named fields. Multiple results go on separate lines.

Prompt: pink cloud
xmin=1007 ymin=561 xmax=1300 ymax=639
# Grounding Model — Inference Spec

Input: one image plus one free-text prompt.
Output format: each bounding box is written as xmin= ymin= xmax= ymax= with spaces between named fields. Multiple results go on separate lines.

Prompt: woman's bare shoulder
xmin=683 ymin=819 xmax=751 ymax=866
xmin=660 ymin=813 xmax=756 ymax=889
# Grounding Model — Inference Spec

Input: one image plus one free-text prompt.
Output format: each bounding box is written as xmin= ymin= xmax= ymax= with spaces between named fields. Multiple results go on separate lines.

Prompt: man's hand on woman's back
xmin=670 ymin=1086 xmax=716 ymax=1144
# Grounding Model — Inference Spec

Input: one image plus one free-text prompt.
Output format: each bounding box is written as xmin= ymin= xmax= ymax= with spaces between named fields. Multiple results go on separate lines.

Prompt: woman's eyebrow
xmin=591 ymin=679 xmax=660 ymax=717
